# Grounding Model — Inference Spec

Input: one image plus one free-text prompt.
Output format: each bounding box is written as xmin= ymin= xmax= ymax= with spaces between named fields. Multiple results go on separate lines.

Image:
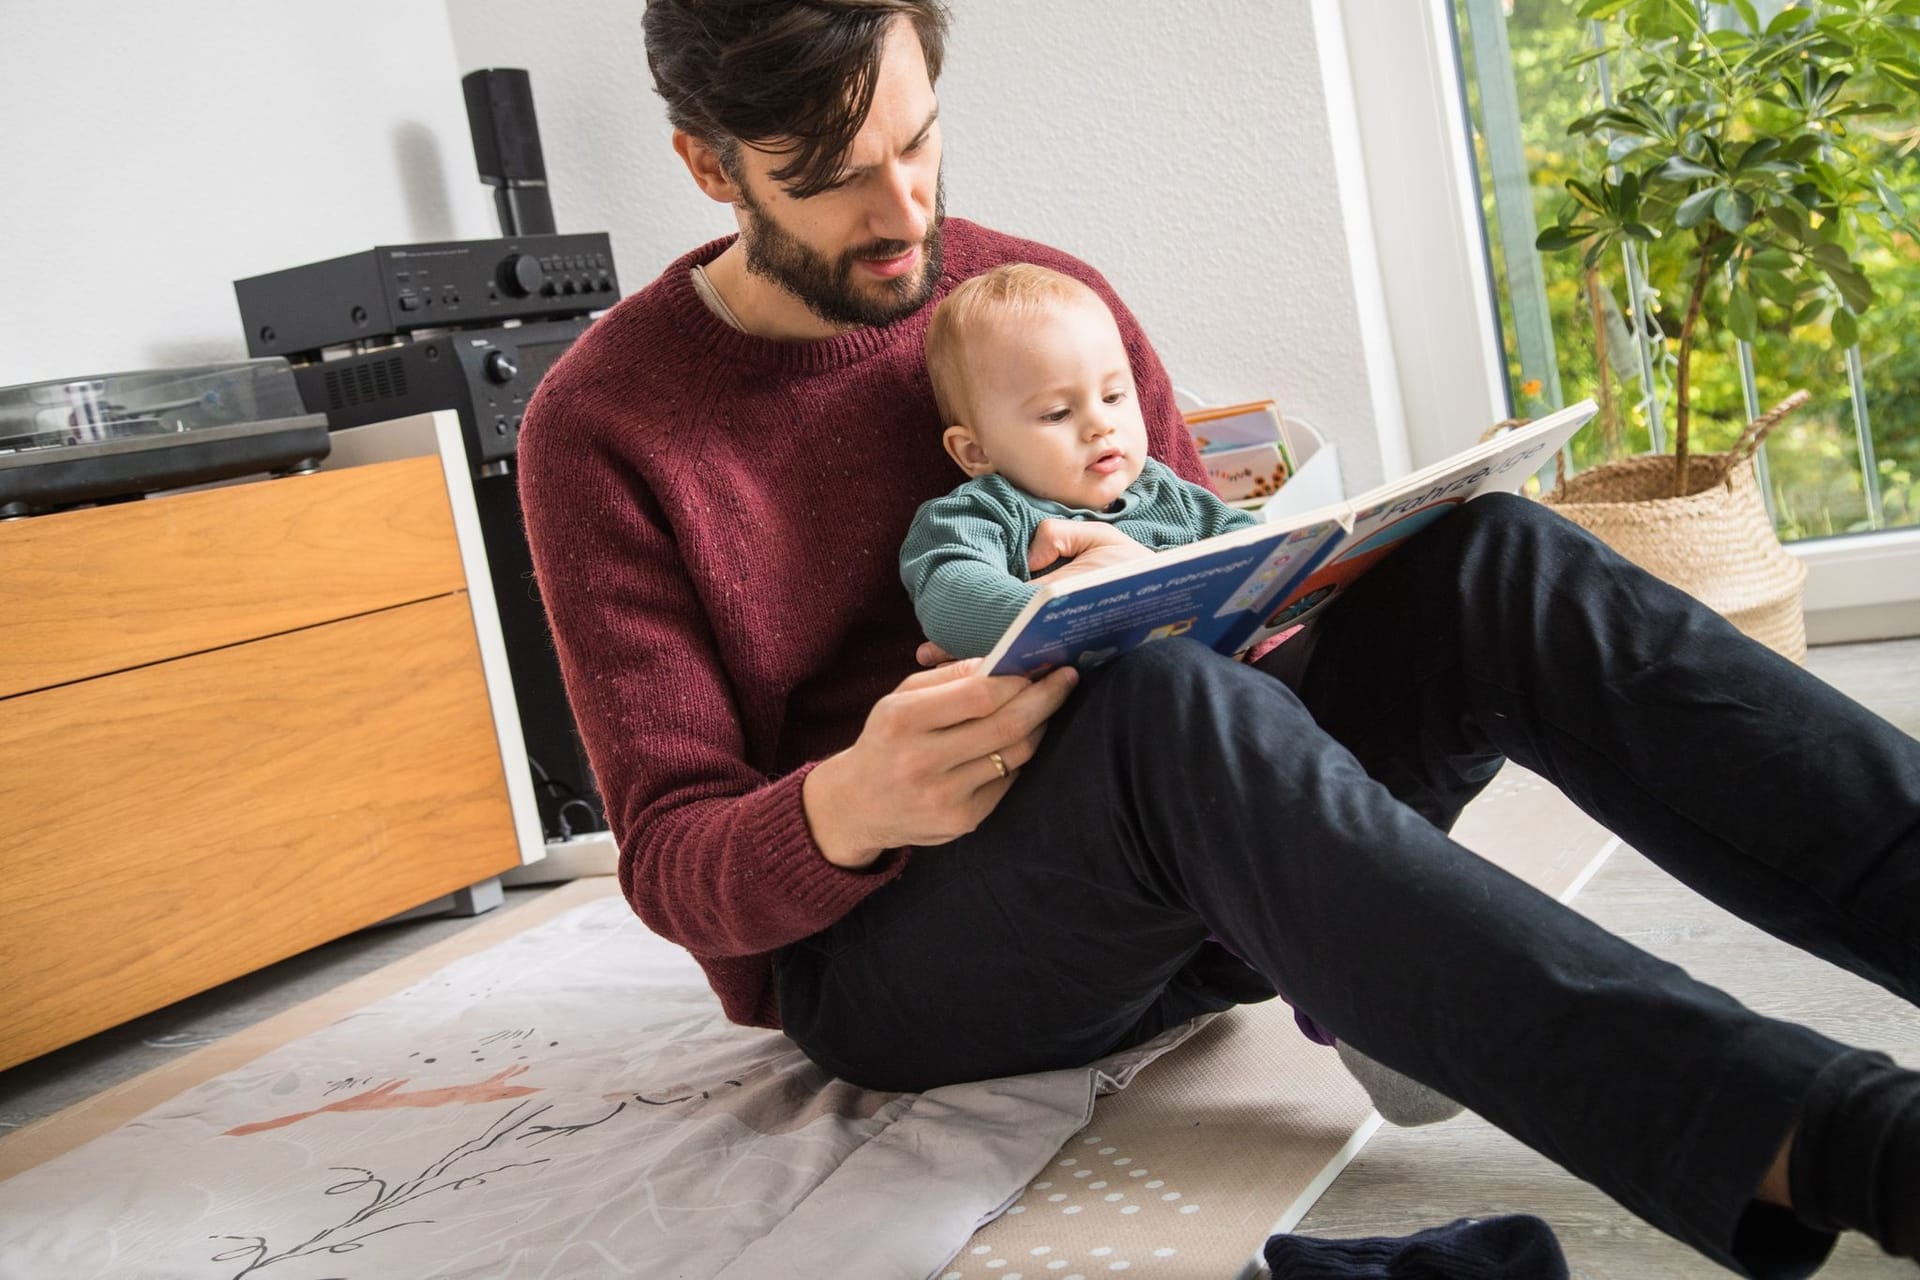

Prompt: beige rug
xmin=0 ymin=766 xmax=1615 ymax=1280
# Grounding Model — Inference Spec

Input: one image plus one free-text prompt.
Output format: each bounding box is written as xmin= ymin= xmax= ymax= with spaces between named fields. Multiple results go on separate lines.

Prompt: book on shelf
xmin=982 ymin=399 xmax=1597 ymax=678
xmin=1183 ymin=399 xmax=1295 ymax=504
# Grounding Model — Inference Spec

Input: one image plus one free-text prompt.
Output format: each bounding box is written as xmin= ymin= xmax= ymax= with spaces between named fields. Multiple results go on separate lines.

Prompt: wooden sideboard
xmin=0 ymin=420 xmax=536 ymax=1071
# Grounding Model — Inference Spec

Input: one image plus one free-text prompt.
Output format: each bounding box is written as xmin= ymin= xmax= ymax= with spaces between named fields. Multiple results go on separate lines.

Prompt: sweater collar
xmin=1004 ymin=460 xmax=1166 ymax=522
xmin=662 ymin=229 xmax=955 ymax=373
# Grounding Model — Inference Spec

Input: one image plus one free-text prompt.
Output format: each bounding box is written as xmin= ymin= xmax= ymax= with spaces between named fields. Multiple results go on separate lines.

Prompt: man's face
xmin=959 ymin=294 xmax=1150 ymax=512
xmin=727 ymin=17 xmax=945 ymax=328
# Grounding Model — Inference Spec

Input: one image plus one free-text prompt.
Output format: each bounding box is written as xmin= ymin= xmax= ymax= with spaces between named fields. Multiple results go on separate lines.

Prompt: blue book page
xmin=984 ymin=519 xmax=1344 ymax=677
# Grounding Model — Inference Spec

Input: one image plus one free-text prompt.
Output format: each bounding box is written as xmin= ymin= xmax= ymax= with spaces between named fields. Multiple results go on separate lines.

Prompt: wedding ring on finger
xmin=987 ymin=750 xmax=1009 ymax=779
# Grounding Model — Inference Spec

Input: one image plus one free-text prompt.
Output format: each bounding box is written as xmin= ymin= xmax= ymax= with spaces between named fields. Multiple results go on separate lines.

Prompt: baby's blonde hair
xmin=925 ymin=263 xmax=1106 ymax=427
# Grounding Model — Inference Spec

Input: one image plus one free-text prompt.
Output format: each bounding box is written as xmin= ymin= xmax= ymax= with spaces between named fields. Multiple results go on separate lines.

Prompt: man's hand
xmin=1028 ymin=518 xmax=1155 ymax=583
xmin=802 ymin=658 xmax=1079 ymax=869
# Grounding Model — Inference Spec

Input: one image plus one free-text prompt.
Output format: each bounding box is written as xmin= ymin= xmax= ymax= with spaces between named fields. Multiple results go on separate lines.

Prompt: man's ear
xmin=942 ymin=424 xmax=996 ymax=478
xmin=673 ymin=130 xmax=744 ymax=204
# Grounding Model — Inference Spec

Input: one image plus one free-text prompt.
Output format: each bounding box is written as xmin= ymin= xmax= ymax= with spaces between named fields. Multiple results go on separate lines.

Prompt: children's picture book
xmin=1183 ymin=400 xmax=1295 ymax=503
xmin=982 ymin=399 xmax=1598 ymax=678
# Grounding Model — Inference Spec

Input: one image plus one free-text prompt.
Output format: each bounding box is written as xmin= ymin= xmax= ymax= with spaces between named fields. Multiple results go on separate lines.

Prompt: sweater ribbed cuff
xmin=755 ymin=761 xmax=907 ymax=925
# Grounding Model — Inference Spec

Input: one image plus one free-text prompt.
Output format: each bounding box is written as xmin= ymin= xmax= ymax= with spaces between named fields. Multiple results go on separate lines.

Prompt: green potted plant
xmin=1533 ymin=0 xmax=1920 ymax=659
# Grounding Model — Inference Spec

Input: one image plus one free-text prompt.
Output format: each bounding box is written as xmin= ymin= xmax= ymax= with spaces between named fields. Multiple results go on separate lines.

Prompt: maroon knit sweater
xmin=516 ymin=218 xmax=1213 ymax=1028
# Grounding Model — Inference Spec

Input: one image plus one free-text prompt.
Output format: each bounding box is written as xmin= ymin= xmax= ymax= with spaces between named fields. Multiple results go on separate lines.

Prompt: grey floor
xmin=3 ymin=637 xmax=1917 ymax=1278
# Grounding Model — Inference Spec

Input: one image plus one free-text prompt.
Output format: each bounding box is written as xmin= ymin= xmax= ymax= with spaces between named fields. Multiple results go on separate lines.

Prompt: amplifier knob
xmin=500 ymin=253 xmax=545 ymax=297
xmin=484 ymin=351 xmax=520 ymax=384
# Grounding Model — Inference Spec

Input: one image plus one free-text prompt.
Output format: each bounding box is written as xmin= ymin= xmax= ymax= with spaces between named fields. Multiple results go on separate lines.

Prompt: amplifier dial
xmin=484 ymin=351 xmax=520 ymax=384
xmin=500 ymin=253 xmax=545 ymax=297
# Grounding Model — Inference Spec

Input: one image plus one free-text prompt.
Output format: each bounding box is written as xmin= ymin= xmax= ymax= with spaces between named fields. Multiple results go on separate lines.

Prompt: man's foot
xmin=1788 ymin=1050 xmax=1920 ymax=1260
xmin=1335 ymin=1040 xmax=1465 ymax=1127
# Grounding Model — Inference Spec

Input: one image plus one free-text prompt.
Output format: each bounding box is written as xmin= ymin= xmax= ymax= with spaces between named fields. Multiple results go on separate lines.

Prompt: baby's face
xmin=962 ymin=294 xmax=1149 ymax=511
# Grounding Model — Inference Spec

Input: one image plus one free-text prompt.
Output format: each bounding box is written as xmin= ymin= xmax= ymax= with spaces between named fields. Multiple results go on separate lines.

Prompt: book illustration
xmin=1184 ymin=401 xmax=1295 ymax=502
xmin=1199 ymin=443 xmax=1292 ymax=502
xmin=1251 ymin=500 xmax=1460 ymax=634
xmin=984 ymin=400 xmax=1598 ymax=678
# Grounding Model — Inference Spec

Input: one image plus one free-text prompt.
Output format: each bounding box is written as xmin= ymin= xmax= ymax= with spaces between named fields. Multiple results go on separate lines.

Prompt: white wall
xmin=0 ymin=2 xmax=1405 ymax=489
xmin=0 ymin=3 xmax=495 ymax=385
xmin=445 ymin=0 xmax=1404 ymax=489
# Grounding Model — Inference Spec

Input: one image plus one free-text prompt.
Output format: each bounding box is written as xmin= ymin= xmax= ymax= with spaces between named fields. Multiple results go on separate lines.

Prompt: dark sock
xmin=1263 ymin=1214 xmax=1567 ymax=1279
xmin=1787 ymin=1050 xmax=1920 ymax=1259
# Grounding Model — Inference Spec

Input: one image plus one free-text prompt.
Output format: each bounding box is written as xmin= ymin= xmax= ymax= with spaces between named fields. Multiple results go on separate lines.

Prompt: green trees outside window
xmin=1455 ymin=0 xmax=1920 ymax=537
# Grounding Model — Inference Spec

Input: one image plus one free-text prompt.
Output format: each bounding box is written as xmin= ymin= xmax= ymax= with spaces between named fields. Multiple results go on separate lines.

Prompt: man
xmin=517 ymin=1 xmax=1920 ymax=1272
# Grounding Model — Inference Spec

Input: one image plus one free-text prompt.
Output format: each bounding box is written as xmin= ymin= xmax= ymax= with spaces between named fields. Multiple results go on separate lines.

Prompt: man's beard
xmin=735 ymin=176 xmax=946 ymax=329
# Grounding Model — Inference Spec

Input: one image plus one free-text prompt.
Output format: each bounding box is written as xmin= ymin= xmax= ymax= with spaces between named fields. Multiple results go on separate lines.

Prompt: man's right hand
xmin=801 ymin=658 xmax=1079 ymax=869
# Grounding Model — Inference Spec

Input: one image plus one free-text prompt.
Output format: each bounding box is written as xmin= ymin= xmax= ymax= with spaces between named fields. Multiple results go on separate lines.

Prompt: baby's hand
xmin=915 ymin=640 xmax=959 ymax=668
xmin=1027 ymin=519 xmax=1154 ymax=582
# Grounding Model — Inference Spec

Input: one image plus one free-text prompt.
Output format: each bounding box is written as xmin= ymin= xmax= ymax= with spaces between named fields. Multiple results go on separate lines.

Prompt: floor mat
xmin=0 ymin=767 xmax=1615 ymax=1280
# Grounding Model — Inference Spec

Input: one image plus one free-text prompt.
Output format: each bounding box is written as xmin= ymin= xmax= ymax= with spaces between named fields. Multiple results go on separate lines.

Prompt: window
xmin=1450 ymin=0 xmax=1920 ymax=540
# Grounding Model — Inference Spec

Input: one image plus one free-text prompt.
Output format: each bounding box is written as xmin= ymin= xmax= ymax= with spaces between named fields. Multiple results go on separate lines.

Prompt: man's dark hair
xmin=644 ymin=0 xmax=951 ymax=199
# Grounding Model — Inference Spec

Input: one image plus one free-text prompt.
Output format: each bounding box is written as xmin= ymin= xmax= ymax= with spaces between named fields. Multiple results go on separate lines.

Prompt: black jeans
xmin=774 ymin=494 xmax=1920 ymax=1276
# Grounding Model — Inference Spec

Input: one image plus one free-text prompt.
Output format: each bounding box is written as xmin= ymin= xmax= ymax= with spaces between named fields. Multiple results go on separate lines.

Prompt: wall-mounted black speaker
xmin=463 ymin=68 xmax=556 ymax=236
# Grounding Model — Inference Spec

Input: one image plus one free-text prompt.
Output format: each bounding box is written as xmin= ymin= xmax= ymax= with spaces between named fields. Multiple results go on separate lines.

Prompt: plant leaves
xmin=1659 ymin=155 xmax=1719 ymax=181
xmin=1677 ymin=186 xmax=1724 ymax=229
xmin=1751 ymin=267 xmax=1801 ymax=307
xmin=1874 ymin=174 xmax=1908 ymax=219
xmin=1536 ymin=225 xmax=1594 ymax=252
xmin=1766 ymin=204 xmax=1809 ymax=238
xmin=1825 ymin=261 xmax=1874 ymax=312
xmin=1810 ymin=240 xmax=1852 ymax=272
xmin=1728 ymin=287 xmax=1760 ymax=342
xmin=1766 ymin=5 xmax=1813 ymax=35
xmin=1608 ymin=135 xmax=1647 ymax=165
xmin=1735 ymin=137 xmax=1783 ymax=171
xmin=1714 ymin=188 xmax=1757 ymax=231
xmin=1567 ymin=179 xmax=1607 ymax=214
xmin=1832 ymin=307 xmax=1860 ymax=347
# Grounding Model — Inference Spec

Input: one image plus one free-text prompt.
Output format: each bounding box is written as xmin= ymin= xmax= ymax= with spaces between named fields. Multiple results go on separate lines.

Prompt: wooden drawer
xmin=0 ymin=456 xmax=464 ymax=699
xmin=0 ymin=593 xmax=521 ymax=1071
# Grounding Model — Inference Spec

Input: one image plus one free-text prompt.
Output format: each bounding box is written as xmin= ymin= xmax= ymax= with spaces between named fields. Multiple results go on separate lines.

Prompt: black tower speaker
xmin=458 ymin=66 xmax=605 ymax=840
xmin=463 ymin=68 xmax=556 ymax=237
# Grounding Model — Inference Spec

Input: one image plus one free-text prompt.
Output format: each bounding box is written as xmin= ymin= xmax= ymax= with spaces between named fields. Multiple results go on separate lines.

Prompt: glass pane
xmin=1450 ymin=0 xmax=1920 ymax=539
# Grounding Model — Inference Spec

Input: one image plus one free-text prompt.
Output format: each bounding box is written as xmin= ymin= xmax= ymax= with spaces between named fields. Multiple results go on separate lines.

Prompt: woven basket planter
xmin=1541 ymin=391 xmax=1809 ymax=664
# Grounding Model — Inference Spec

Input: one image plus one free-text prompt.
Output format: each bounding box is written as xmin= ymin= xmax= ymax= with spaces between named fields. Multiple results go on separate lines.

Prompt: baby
xmin=899 ymin=262 xmax=1258 ymax=660
xmin=899 ymin=262 xmax=1462 ymax=1128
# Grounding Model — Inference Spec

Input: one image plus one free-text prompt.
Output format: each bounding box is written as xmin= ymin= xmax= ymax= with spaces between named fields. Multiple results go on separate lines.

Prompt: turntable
xmin=0 ymin=359 xmax=330 ymax=517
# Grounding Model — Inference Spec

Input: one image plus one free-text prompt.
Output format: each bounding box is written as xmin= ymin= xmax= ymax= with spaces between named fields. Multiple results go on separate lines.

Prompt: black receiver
xmin=234 ymin=233 xmax=616 ymax=358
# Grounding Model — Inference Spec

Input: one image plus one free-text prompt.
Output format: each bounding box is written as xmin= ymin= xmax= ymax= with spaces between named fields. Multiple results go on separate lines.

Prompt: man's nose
xmin=869 ymin=158 xmax=930 ymax=244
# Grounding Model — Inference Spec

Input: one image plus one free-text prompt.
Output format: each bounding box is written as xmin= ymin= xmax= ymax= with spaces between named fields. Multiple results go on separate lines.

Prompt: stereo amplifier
xmin=235 ymin=232 xmax=616 ymax=357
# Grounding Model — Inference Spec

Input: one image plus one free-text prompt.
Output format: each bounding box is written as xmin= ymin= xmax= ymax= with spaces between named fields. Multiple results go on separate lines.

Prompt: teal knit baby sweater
xmin=899 ymin=457 xmax=1259 ymax=658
